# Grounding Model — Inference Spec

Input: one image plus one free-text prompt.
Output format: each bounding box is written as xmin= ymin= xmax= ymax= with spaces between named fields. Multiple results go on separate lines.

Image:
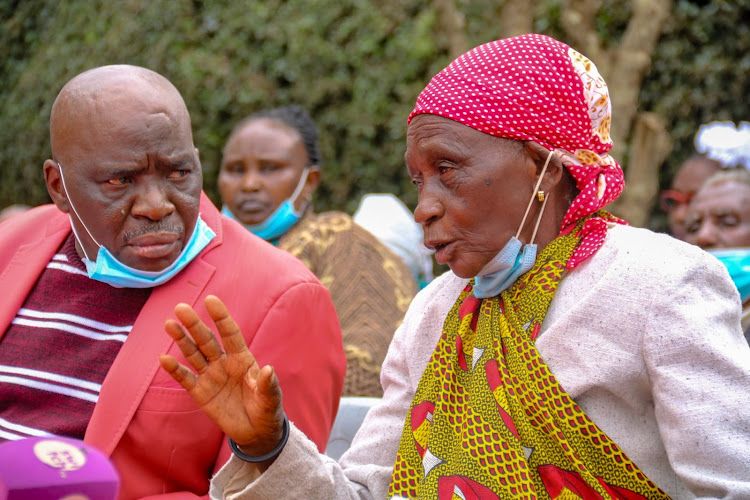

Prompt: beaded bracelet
xmin=228 ymin=414 xmax=290 ymax=463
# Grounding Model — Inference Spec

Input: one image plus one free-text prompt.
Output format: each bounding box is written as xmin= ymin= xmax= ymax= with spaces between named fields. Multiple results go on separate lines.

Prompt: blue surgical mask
xmin=80 ymin=217 xmax=215 ymax=288
xmin=708 ymin=248 xmax=750 ymax=302
xmin=474 ymin=237 xmax=538 ymax=299
xmin=58 ymin=162 xmax=215 ymax=288
xmin=472 ymin=150 xmax=554 ymax=299
xmin=221 ymin=168 xmax=309 ymax=243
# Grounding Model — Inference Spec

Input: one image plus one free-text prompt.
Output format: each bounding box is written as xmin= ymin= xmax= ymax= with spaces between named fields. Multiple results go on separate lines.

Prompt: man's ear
xmin=43 ymin=159 xmax=70 ymax=213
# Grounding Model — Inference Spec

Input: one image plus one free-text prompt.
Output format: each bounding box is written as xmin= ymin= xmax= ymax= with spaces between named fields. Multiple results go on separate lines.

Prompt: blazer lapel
xmin=84 ymin=194 xmax=223 ymax=455
xmin=0 ymin=213 xmax=70 ymax=341
xmin=83 ymin=257 xmax=216 ymax=455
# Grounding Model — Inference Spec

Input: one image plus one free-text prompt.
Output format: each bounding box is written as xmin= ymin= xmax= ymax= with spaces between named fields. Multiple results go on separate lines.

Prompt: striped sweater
xmin=0 ymin=234 xmax=149 ymax=441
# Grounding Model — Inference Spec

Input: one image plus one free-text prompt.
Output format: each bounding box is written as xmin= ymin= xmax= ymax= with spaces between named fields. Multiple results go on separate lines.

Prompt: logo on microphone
xmin=33 ymin=439 xmax=87 ymax=478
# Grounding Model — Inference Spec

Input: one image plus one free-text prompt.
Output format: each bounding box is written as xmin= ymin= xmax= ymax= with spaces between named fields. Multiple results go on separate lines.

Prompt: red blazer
xmin=0 ymin=193 xmax=346 ymax=499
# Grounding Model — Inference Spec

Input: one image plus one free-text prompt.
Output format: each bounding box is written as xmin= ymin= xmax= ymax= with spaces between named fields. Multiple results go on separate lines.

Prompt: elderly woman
xmin=218 ymin=105 xmax=417 ymax=397
xmin=160 ymin=34 xmax=750 ymax=498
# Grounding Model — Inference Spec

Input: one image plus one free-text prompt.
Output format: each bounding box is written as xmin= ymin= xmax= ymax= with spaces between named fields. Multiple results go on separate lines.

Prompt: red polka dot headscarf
xmin=409 ymin=33 xmax=626 ymax=269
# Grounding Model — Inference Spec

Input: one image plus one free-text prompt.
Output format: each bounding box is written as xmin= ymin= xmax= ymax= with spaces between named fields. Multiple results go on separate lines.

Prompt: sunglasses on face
xmin=660 ymin=190 xmax=694 ymax=212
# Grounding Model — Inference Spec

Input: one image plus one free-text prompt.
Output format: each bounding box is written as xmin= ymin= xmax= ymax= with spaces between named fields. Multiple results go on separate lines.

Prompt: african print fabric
xmin=388 ymin=214 xmax=670 ymax=500
xmin=409 ymin=34 xmax=627 ymax=270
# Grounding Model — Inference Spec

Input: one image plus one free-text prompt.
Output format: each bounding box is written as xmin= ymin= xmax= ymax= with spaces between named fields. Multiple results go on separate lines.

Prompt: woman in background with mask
xmin=685 ymin=167 xmax=750 ymax=342
xmin=218 ymin=105 xmax=417 ymax=397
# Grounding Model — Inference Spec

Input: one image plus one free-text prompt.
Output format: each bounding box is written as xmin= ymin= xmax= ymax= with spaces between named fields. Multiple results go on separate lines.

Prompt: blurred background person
xmin=218 ymin=105 xmax=417 ymax=397
xmin=660 ymin=154 xmax=721 ymax=240
xmin=660 ymin=121 xmax=750 ymax=240
xmin=685 ymin=167 xmax=750 ymax=341
xmin=353 ymin=193 xmax=435 ymax=289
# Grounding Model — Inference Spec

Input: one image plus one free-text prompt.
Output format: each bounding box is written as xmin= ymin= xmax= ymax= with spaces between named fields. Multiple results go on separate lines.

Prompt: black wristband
xmin=228 ymin=414 xmax=290 ymax=463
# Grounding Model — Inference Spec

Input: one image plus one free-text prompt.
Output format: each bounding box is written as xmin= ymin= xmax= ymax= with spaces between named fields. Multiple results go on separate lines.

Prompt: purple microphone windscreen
xmin=0 ymin=436 xmax=119 ymax=500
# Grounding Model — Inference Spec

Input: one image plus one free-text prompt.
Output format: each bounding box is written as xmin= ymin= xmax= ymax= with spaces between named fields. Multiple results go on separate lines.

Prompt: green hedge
xmin=1 ymin=0 xmax=748 ymax=229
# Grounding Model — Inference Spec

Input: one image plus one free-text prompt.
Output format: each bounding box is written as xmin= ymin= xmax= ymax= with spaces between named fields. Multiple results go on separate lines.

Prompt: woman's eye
xmin=260 ymin=162 xmax=280 ymax=173
xmin=437 ymin=160 xmax=459 ymax=175
xmin=223 ymin=163 xmax=244 ymax=174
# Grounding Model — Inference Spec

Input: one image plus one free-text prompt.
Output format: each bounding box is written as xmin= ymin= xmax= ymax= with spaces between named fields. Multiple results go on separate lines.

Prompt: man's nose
xmin=413 ymin=183 xmax=444 ymax=226
xmin=695 ymin=223 xmax=719 ymax=249
xmin=131 ymin=182 xmax=175 ymax=220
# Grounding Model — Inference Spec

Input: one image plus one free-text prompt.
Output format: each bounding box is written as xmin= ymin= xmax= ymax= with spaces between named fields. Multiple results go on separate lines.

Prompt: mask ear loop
xmin=289 ymin=167 xmax=312 ymax=214
xmin=529 ymin=191 xmax=550 ymax=245
xmin=289 ymin=167 xmax=310 ymax=203
xmin=515 ymin=150 xmax=554 ymax=243
xmin=57 ymin=161 xmax=102 ymax=261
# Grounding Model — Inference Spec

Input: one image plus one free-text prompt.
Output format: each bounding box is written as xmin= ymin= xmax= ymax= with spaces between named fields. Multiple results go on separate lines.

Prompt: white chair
xmin=325 ymin=396 xmax=381 ymax=460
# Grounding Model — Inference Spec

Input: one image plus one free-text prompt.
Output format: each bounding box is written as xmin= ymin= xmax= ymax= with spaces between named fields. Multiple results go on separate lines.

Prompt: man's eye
xmin=168 ymin=169 xmax=190 ymax=180
xmin=685 ymin=219 xmax=701 ymax=234
xmin=108 ymin=177 xmax=131 ymax=186
xmin=719 ymin=215 xmax=738 ymax=227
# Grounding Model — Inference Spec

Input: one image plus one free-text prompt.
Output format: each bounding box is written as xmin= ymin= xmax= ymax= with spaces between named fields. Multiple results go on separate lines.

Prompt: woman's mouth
xmin=238 ymin=199 xmax=268 ymax=213
xmin=429 ymin=241 xmax=453 ymax=264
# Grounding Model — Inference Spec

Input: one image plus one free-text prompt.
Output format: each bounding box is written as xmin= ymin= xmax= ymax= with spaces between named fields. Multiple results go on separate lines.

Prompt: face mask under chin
xmin=57 ymin=162 xmax=214 ymax=288
xmin=472 ymin=150 xmax=554 ymax=299
xmin=221 ymin=167 xmax=310 ymax=243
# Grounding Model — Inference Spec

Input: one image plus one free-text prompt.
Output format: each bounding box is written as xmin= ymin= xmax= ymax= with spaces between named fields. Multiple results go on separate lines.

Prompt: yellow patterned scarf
xmin=389 ymin=217 xmax=670 ymax=500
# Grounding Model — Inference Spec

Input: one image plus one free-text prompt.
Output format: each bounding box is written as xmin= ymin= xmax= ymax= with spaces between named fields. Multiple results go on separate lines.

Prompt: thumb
xmin=246 ymin=365 xmax=283 ymax=417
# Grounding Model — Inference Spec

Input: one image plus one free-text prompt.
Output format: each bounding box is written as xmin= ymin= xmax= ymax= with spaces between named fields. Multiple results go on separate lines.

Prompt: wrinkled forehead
xmin=692 ymin=181 xmax=750 ymax=213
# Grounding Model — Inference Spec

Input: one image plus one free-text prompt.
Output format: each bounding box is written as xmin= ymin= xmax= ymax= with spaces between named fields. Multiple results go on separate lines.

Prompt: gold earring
xmin=537 ymin=190 xmax=545 ymax=202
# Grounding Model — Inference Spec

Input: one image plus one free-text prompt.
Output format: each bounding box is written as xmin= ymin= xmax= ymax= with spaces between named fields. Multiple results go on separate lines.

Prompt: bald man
xmin=0 ymin=65 xmax=345 ymax=499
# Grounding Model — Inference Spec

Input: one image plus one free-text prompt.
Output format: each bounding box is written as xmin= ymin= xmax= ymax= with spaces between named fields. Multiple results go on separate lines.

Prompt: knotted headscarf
xmin=409 ymin=33 xmax=626 ymax=269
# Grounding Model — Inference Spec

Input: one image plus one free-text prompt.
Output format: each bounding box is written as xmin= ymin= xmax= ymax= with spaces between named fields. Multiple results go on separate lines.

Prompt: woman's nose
xmin=414 ymin=185 xmax=444 ymax=226
xmin=241 ymin=170 xmax=263 ymax=191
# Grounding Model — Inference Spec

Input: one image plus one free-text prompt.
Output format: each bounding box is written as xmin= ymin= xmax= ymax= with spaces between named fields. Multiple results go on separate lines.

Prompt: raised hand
xmin=159 ymin=295 xmax=285 ymax=457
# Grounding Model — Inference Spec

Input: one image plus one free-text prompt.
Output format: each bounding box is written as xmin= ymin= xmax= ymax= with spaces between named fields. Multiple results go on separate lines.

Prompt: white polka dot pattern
xmin=408 ymin=34 xmax=627 ymax=269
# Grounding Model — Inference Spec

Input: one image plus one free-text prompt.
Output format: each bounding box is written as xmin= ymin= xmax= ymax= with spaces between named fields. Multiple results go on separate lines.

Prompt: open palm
xmin=159 ymin=295 xmax=285 ymax=455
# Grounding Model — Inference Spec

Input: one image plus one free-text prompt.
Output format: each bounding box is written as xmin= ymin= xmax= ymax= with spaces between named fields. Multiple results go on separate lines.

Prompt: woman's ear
xmin=523 ymin=142 xmax=565 ymax=192
xmin=296 ymin=167 xmax=320 ymax=212
xmin=43 ymin=159 xmax=70 ymax=213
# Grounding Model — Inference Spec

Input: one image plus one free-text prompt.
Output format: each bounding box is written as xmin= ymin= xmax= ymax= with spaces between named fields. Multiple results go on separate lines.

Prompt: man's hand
xmin=159 ymin=295 xmax=285 ymax=457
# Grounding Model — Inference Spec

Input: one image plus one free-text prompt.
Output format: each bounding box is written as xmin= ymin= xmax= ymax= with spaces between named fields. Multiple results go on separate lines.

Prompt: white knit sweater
xmin=212 ymin=225 xmax=750 ymax=499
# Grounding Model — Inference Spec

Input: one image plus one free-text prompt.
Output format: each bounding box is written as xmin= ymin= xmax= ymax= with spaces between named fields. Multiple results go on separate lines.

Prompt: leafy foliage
xmin=1 ymin=0 xmax=748 ymax=229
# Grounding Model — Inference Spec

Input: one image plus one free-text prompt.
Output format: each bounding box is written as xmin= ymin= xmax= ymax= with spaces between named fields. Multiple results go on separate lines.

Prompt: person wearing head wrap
xmin=161 ymin=35 xmax=750 ymax=499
